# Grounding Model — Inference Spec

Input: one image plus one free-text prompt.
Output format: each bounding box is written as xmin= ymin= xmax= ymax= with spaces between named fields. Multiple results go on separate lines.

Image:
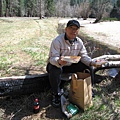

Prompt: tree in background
xmin=80 ymin=0 xmax=91 ymax=20
xmin=116 ymin=0 xmax=120 ymax=16
xmin=0 ymin=0 xmax=2 ymax=17
xmin=117 ymin=0 xmax=120 ymax=6
xmin=70 ymin=0 xmax=81 ymax=6
xmin=18 ymin=0 xmax=25 ymax=17
xmin=3 ymin=0 xmax=20 ymax=17
xmin=110 ymin=0 xmax=120 ymax=19
xmin=4 ymin=0 xmax=10 ymax=16
xmin=25 ymin=0 xmax=37 ymax=17
xmin=39 ymin=0 xmax=42 ymax=19
xmin=70 ymin=0 xmax=78 ymax=6
xmin=45 ymin=0 xmax=55 ymax=17
xmin=55 ymin=0 xmax=71 ymax=17
xmin=91 ymin=0 xmax=112 ymax=23
xmin=0 ymin=0 xmax=118 ymax=22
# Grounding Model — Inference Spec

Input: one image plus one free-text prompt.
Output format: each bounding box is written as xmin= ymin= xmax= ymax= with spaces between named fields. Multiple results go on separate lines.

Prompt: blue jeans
xmin=46 ymin=61 xmax=92 ymax=94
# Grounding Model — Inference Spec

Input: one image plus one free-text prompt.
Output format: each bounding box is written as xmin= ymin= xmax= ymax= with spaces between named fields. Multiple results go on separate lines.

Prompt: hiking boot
xmin=52 ymin=93 xmax=61 ymax=108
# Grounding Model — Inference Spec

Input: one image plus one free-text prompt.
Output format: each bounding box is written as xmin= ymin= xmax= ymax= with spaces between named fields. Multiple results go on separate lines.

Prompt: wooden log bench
xmin=0 ymin=73 xmax=50 ymax=97
xmin=0 ymin=73 xmax=72 ymax=97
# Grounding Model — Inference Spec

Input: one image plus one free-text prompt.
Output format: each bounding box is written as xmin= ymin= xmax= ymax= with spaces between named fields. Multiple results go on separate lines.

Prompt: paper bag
xmin=69 ymin=72 xmax=93 ymax=111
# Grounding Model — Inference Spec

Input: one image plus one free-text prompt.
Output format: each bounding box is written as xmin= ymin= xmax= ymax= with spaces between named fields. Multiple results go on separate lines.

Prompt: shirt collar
xmin=64 ymin=33 xmax=77 ymax=44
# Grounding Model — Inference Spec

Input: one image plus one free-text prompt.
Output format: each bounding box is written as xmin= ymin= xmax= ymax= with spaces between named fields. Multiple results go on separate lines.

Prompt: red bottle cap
xmin=35 ymin=98 xmax=38 ymax=102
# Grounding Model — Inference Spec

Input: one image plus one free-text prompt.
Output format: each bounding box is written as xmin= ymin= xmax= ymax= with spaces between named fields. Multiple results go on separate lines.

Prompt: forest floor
xmin=0 ymin=17 xmax=120 ymax=120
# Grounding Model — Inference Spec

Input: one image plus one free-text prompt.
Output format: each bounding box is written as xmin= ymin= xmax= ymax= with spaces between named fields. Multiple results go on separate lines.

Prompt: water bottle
xmin=61 ymin=95 xmax=73 ymax=118
xmin=33 ymin=98 xmax=40 ymax=113
xmin=64 ymin=111 xmax=72 ymax=118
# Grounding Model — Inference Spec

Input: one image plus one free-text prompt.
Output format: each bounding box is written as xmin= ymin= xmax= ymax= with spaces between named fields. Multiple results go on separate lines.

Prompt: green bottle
xmin=66 ymin=104 xmax=79 ymax=116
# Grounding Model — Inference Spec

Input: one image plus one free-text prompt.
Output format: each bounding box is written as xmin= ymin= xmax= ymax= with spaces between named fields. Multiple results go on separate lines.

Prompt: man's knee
xmin=46 ymin=63 xmax=62 ymax=74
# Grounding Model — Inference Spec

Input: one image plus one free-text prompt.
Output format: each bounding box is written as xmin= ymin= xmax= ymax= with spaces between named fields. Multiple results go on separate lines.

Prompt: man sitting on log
xmin=46 ymin=19 xmax=101 ymax=108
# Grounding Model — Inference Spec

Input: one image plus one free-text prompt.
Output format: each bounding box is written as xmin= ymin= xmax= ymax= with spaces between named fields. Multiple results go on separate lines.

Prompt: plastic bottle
xmin=61 ymin=95 xmax=73 ymax=118
xmin=33 ymin=98 xmax=40 ymax=113
xmin=64 ymin=111 xmax=72 ymax=118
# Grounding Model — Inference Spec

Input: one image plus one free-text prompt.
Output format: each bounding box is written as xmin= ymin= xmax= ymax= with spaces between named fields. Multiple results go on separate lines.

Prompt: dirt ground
xmin=80 ymin=20 xmax=120 ymax=52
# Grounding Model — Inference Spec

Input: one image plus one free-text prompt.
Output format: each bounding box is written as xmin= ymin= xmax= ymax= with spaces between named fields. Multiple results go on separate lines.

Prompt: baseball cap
xmin=67 ymin=20 xmax=80 ymax=28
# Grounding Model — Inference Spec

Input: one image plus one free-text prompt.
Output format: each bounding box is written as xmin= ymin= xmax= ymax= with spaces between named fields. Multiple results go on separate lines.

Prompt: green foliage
xmin=0 ymin=56 xmax=11 ymax=70
xmin=102 ymin=17 xmax=119 ymax=21
xmin=116 ymin=0 xmax=120 ymax=7
xmin=0 ymin=0 xmax=119 ymax=19
xmin=70 ymin=0 xmax=77 ymax=6
xmin=23 ymin=48 xmax=48 ymax=66
xmin=70 ymin=0 xmax=82 ymax=6
xmin=19 ymin=0 xmax=25 ymax=16
xmin=45 ymin=0 xmax=55 ymax=17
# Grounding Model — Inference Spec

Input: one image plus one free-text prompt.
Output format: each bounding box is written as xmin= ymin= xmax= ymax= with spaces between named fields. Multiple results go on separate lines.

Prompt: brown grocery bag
xmin=69 ymin=72 xmax=93 ymax=111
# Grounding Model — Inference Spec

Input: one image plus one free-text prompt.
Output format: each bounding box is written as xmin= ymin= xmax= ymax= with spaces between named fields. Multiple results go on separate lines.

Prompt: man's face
xmin=65 ymin=25 xmax=80 ymax=40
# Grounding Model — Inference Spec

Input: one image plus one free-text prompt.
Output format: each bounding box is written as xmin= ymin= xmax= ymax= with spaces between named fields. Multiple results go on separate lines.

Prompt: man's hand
xmin=93 ymin=59 xmax=108 ymax=68
xmin=58 ymin=56 xmax=67 ymax=65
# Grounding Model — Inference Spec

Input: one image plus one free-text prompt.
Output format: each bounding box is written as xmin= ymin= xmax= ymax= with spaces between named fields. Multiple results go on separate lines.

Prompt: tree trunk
xmin=5 ymin=0 xmax=10 ymax=16
xmin=39 ymin=0 xmax=42 ymax=19
xmin=94 ymin=14 xmax=102 ymax=23
xmin=0 ymin=0 xmax=2 ymax=17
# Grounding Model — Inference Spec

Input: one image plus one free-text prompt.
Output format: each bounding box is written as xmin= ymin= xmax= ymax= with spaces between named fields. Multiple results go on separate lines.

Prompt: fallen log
xmin=0 ymin=73 xmax=50 ymax=97
xmin=92 ymin=54 xmax=120 ymax=73
xmin=92 ymin=54 xmax=120 ymax=61
xmin=93 ymin=61 xmax=120 ymax=73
